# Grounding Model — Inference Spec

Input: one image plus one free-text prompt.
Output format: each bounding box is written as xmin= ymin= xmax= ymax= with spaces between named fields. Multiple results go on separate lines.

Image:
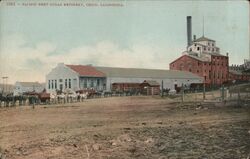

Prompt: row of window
xmin=208 ymin=42 xmax=214 ymax=46
xmin=81 ymin=79 xmax=101 ymax=88
xmin=48 ymin=79 xmax=72 ymax=90
xmin=189 ymin=46 xmax=219 ymax=52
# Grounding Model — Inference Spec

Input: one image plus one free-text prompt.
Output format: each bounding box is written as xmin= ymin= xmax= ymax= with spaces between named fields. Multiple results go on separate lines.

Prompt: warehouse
xmin=46 ymin=63 xmax=203 ymax=93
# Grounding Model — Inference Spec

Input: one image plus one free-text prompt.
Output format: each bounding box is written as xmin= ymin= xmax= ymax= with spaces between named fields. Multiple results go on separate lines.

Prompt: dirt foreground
xmin=0 ymin=96 xmax=249 ymax=159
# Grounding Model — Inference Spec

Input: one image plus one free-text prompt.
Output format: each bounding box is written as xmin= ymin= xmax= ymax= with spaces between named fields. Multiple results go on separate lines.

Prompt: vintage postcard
xmin=0 ymin=0 xmax=249 ymax=158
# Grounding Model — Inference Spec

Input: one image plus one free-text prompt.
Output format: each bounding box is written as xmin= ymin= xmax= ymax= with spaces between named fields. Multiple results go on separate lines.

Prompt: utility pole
xmin=181 ymin=83 xmax=184 ymax=103
xmin=203 ymin=76 xmax=206 ymax=101
xmin=2 ymin=76 xmax=8 ymax=94
xmin=161 ymin=80 xmax=164 ymax=97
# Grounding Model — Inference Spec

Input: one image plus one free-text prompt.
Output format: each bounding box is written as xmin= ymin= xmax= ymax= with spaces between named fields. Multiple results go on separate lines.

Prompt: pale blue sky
xmin=0 ymin=0 xmax=249 ymax=83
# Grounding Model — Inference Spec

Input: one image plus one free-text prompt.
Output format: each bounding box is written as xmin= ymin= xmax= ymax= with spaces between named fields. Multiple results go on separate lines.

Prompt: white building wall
xmin=105 ymin=77 xmax=202 ymax=91
xmin=46 ymin=63 xmax=79 ymax=93
xmin=188 ymin=40 xmax=220 ymax=56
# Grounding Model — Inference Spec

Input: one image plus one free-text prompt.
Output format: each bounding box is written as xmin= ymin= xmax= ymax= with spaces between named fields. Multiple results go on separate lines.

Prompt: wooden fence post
xmin=181 ymin=83 xmax=184 ymax=103
xmin=237 ymin=88 xmax=241 ymax=107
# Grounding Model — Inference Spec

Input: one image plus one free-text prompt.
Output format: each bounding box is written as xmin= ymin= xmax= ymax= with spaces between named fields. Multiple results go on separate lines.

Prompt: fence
xmin=175 ymin=83 xmax=250 ymax=106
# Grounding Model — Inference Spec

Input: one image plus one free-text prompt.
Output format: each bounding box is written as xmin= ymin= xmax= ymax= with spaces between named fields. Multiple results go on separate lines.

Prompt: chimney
xmin=187 ymin=16 xmax=192 ymax=47
xmin=193 ymin=35 xmax=196 ymax=41
xmin=226 ymin=52 xmax=228 ymax=57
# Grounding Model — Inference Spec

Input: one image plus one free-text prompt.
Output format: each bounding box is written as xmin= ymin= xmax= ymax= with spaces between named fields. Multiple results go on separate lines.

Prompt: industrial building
xmin=228 ymin=61 xmax=250 ymax=83
xmin=14 ymin=81 xmax=45 ymax=96
xmin=170 ymin=16 xmax=229 ymax=87
xmin=46 ymin=63 xmax=203 ymax=93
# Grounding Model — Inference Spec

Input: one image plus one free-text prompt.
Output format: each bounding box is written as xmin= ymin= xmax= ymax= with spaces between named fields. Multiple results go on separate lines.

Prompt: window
xmin=97 ymin=79 xmax=100 ymax=86
xmin=197 ymin=47 xmax=200 ymax=51
xmin=204 ymin=47 xmax=206 ymax=51
xmin=212 ymin=43 xmax=214 ymax=46
xmin=212 ymin=48 xmax=214 ymax=52
xmin=69 ymin=79 xmax=71 ymax=89
xmin=59 ymin=79 xmax=63 ymax=82
xmin=65 ymin=79 xmax=67 ymax=88
xmin=60 ymin=84 xmax=63 ymax=91
xmin=55 ymin=80 xmax=57 ymax=89
xmin=83 ymin=79 xmax=87 ymax=88
xmin=189 ymin=48 xmax=192 ymax=52
xmin=48 ymin=80 xmax=50 ymax=89
xmin=189 ymin=69 xmax=192 ymax=72
xmin=91 ymin=79 xmax=94 ymax=87
xmin=208 ymin=48 xmax=210 ymax=51
xmin=197 ymin=70 xmax=199 ymax=73
xmin=52 ymin=80 xmax=54 ymax=89
xmin=208 ymin=42 xmax=210 ymax=46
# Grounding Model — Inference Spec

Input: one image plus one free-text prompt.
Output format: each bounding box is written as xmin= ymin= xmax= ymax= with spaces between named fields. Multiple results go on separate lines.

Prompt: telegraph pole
xmin=203 ymin=76 xmax=206 ymax=101
xmin=2 ymin=76 xmax=8 ymax=94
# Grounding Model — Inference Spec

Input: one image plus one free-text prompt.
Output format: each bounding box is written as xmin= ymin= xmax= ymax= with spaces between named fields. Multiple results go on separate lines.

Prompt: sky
xmin=0 ymin=0 xmax=249 ymax=84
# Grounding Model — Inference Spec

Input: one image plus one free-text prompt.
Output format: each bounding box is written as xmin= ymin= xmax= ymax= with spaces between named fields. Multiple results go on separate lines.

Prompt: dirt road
xmin=0 ymin=96 xmax=249 ymax=159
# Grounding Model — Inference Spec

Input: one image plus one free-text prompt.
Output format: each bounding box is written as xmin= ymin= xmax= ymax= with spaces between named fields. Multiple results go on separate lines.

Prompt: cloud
xmin=0 ymin=34 xmax=182 ymax=84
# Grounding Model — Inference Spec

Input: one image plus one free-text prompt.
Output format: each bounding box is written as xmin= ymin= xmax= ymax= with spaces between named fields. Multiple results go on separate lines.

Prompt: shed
xmin=140 ymin=80 xmax=160 ymax=95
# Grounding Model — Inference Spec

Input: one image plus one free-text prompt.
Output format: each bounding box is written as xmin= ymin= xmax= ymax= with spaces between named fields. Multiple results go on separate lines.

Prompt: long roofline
xmin=64 ymin=64 xmax=202 ymax=80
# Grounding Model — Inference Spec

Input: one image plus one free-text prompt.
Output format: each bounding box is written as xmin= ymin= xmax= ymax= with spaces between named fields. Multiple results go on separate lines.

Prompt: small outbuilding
xmin=14 ymin=81 xmax=45 ymax=96
xmin=112 ymin=83 xmax=140 ymax=92
xmin=140 ymin=80 xmax=160 ymax=95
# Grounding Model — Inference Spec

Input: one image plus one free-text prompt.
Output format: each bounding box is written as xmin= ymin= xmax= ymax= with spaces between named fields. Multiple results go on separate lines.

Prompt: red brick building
xmin=170 ymin=36 xmax=229 ymax=87
xmin=170 ymin=16 xmax=250 ymax=87
xmin=228 ymin=64 xmax=250 ymax=83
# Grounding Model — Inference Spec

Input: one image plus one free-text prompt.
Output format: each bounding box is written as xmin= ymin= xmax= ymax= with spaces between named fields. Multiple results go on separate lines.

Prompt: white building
xmin=14 ymin=81 xmax=45 ymax=95
xmin=46 ymin=63 xmax=203 ymax=93
xmin=182 ymin=36 xmax=224 ymax=62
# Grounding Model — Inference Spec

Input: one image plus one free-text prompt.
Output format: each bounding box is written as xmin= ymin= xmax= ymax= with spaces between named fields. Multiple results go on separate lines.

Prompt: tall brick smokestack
xmin=187 ymin=16 xmax=192 ymax=47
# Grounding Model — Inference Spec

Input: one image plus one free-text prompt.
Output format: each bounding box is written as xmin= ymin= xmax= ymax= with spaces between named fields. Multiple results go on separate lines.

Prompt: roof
xmin=95 ymin=66 xmax=202 ymax=79
xmin=203 ymin=52 xmax=226 ymax=57
xmin=229 ymin=70 xmax=242 ymax=75
xmin=17 ymin=82 xmax=42 ymax=87
xmin=187 ymin=54 xmax=209 ymax=62
xmin=141 ymin=80 xmax=160 ymax=86
xmin=193 ymin=36 xmax=215 ymax=42
xmin=229 ymin=70 xmax=250 ymax=75
xmin=66 ymin=65 xmax=106 ymax=77
xmin=170 ymin=54 xmax=209 ymax=64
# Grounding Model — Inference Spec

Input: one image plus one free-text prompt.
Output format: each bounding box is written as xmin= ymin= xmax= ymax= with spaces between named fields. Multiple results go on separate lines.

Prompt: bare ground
xmin=0 ymin=96 xmax=249 ymax=159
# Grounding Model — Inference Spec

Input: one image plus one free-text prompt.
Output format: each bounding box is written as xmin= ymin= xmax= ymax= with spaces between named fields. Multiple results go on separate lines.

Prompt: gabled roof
xmin=141 ymin=80 xmax=160 ymax=86
xmin=170 ymin=54 xmax=209 ymax=64
xmin=66 ymin=65 xmax=106 ymax=77
xmin=193 ymin=36 xmax=215 ymax=42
